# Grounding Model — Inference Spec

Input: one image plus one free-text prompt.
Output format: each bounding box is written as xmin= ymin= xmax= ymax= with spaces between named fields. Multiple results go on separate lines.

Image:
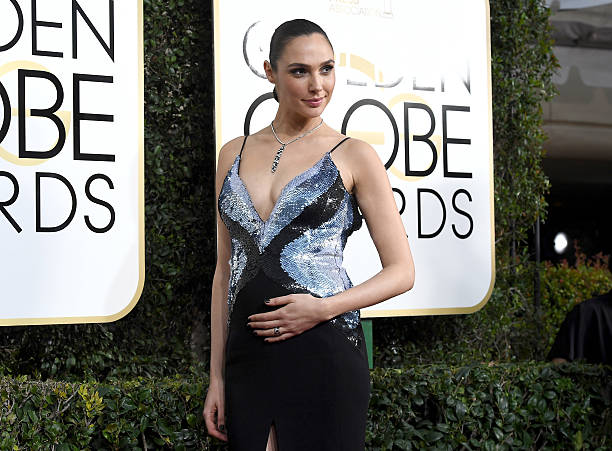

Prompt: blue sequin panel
xmin=280 ymin=193 xmax=351 ymax=298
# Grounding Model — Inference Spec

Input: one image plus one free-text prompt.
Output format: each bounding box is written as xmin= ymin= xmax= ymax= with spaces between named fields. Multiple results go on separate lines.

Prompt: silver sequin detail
xmin=219 ymin=155 xmax=261 ymax=238
xmin=226 ymin=238 xmax=247 ymax=325
xmin=261 ymin=154 xmax=336 ymax=250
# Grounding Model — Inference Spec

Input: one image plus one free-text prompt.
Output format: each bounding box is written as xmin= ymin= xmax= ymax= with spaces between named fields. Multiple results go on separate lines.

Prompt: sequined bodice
xmin=218 ymin=138 xmax=363 ymax=346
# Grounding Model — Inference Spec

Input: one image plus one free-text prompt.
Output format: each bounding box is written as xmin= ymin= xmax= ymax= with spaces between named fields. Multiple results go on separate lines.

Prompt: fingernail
xmin=264 ymin=299 xmax=270 ymax=304
xmin=246 ymin=322 xmax=251 ymax=328
xmin=252 ymin=330 xmax=257 ymax=335
xmin=218 ymin=424 xmax=225 ymax=432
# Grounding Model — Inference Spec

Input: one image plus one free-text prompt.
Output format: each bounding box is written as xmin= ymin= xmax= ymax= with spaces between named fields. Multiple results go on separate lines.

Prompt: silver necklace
xmin=270 ymin=119 xmax=324 ymax=173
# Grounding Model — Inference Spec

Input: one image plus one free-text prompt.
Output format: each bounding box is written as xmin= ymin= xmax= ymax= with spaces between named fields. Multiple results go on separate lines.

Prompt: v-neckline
xmin=235 ymin=150 xmax=332 ymax=224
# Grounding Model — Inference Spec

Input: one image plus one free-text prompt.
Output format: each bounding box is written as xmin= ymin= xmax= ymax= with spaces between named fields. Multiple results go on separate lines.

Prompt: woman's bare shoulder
xmin=218 ymin=135 xmax=247 ymax=166
xmin=216 ymin=136 xmax=246 ymax=181
xmin=342 ymin=136 xmax=382 ymax=165
xmin=219 ymin=136 xmax=245 ymax=159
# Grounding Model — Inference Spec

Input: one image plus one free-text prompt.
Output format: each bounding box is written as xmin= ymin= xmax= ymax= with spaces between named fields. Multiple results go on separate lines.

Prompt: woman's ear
xmin=264 ymin=60 xmax=275 ymax=84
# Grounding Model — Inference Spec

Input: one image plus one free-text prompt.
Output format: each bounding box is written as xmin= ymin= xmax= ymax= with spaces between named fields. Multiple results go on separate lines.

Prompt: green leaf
xmin=27 ymin=410 xmax=38 ymax=424
xmin=493 ymin=427 xmax=504 ymax=441
xmin=456 ymin=401 xmax=467 ymax=420
xmin=424 ymin=431 xmax=444 ymax=443
xmin=186 ymin=413 xmax=197 ymax=428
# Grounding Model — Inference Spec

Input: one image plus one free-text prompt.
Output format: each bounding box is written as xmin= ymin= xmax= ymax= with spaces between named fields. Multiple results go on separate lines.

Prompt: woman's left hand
xmin=247 ymin=293 xmax=328 ymax=342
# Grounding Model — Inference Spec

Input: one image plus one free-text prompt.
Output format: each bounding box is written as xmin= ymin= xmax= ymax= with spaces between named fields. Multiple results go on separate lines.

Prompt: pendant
xmin=271 ymin=144 xmax=285 ymax=173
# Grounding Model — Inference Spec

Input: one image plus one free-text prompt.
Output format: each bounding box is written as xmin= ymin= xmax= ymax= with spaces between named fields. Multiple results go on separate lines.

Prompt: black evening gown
xmin=217 ymin=136 xmax=370 ymax=450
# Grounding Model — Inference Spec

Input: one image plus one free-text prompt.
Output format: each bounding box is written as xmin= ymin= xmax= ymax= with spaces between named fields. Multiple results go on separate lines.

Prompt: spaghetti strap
xmin=237 ymin=136 xmax=248 ymax=174
xmin=329 ymin=137 xmax=351 ymax=154
xmin=239 ymin=135 xmax=248 ymax=157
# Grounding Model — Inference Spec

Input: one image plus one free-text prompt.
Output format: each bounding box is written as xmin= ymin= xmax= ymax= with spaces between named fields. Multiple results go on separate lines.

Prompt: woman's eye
xmin=321 ymin=65 xmax=334 ymax=74
xmin=291 ymin=68 xmax=306 ymax=76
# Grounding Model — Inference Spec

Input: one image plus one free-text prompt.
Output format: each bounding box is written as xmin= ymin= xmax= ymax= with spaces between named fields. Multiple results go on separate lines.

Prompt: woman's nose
xmin=310 ymin=74 xmax=323 ymax=92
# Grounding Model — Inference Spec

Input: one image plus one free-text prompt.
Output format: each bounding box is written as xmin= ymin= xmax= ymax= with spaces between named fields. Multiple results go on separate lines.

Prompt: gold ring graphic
xmin=0 ymin=60 xmax=71 ymax=167
xmin=339 ymin=53 xmax=441 ymax=182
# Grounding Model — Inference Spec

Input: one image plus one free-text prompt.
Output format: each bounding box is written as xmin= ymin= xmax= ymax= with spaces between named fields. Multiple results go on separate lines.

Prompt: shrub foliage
xmin=1 ymin=363 xmax=610 ymax=450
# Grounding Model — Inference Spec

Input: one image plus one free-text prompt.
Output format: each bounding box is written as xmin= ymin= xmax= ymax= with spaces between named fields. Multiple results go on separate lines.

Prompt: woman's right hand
xmin=203 ymin=379 xmax=228 ymax=442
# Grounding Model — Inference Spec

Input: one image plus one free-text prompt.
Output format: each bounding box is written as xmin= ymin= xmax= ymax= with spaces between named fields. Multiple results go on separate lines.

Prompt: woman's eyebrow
xmin=287 ymin=59 xmax=335 ymax=68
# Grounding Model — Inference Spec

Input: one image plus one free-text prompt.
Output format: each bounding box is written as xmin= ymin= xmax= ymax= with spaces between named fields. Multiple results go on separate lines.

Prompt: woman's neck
xmin=271 ymin=112 xmax=323 ymax=139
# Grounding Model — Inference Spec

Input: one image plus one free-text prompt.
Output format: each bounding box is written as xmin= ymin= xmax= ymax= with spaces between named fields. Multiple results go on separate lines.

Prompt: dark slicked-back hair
xmin=268 ymin=19 xmax=333 ymax=71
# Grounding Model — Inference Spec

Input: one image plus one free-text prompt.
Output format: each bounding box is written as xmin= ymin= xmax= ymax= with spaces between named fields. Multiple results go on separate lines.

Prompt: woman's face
xmin=267 ymin=33 xmax=335 ymax=118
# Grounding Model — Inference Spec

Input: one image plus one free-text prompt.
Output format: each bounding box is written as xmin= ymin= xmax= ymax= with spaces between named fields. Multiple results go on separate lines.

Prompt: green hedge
xmin=491 ymin=0 xmax=556 ymax=259
xmin=1 ymin=363 xmax=610 ymax=450
xmin=368 ymin=363 xmax=611 ymax=450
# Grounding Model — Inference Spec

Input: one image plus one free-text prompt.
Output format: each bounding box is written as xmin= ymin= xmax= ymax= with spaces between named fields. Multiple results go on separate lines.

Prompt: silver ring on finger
xmin=273 ymin=326 xmax=281 ymax=336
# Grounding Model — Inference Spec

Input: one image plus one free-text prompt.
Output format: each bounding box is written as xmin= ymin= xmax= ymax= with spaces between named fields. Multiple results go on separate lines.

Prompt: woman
xmin=204 ymin=19 xmax=414 ymax=450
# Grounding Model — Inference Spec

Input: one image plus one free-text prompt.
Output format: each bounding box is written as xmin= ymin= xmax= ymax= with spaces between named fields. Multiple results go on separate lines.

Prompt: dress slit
xmin=266 ymin=420 xmax=279 ymax=451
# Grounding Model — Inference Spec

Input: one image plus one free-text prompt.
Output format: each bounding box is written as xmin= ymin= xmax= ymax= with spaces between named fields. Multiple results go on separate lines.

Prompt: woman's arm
xmin=319 ymin=138 xmax=415 ymax=319
xmin=204 ymin=138 xmax=241 ymax=441
xmin=209 ymin=229 xmax=230 ymax=383
xmin=209 ymin=139 xmax=238 ymax=383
